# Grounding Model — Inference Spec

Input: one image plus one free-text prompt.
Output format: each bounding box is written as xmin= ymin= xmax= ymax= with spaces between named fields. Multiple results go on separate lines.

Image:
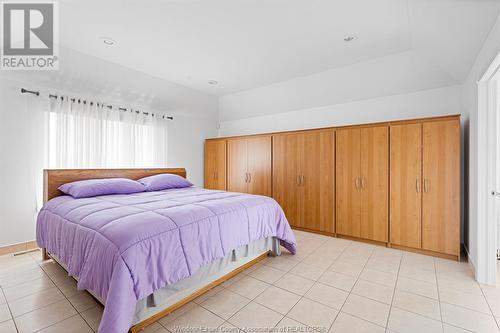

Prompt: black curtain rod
xmin=21 ymin=88 xmax=39 ymax=96
xmin=21 ymin=88 xmax=174 ymax=120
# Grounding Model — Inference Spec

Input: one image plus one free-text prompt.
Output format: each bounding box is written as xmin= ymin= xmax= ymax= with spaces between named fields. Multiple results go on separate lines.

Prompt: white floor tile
xmin=387 ymin=307 xmax=442 ymax=333
xmin=351 ymin=279 xmax=394 ymax=304
xmin=228 ymin=302 xmax=283 ymax=332
xmin=37 ymin=315 xmax=93 ymax=333
xmin=8 ymin=287 xmax=65 ymax=317
xmin=329 ymin=312 xmax=385 ymax=333
xmin=274 ymin=273 xmax=315 ymax=295
xmin=440 ymin=302 xmax=499 ymax=333
xmin=290 ymin=262 xmax=325 ymax=281
xmin=201 ymin=289 xmax=250 ymax=320
xmin=328 ymin=260 xmax=364 ymax=277
xmin=288 ymin=298 xmax=338 ymax=330
xmin=164 ymin=305 xmax=224 ymax=332
xmin=274 ymin=317 xmax=309 ymax=331
xmin=439 ymin=287 xmax=491 ymax=314
xmin=359 ymin=268 xmax=397 ymax=288
xmin=254 ymin=286 xmax=301 ymax=315
xmin=319 ymin=271 xmax=357 ymax=292
xmin=248 ymin=265 xmax=286 ymax=284
xmin=14 ymin=299 xmax=77 ymax=333
xmin=304 ymin=282 xmax=349 ymax=310
xmin=397 ymin=276 xmax=438 ymax=299
xmin=341 ymin=294 xmax=390 ymax=327
xmin=0 ymin=303 xmax=11 ymax=322
xmin=0 ymin=319 xmax=17 ymax=333
xmin=392 ymin=290 xmax=441 ymax=320
xmin=227 ymin=276 xmax=269 ymax=300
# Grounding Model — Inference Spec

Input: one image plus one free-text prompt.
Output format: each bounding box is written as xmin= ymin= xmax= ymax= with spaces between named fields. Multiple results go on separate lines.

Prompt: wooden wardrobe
xmin=227 ymin=136 xmax=272 ymax=196
xmin=390 ymin=119 xmax=460 ymax=257
xmin=336 ymin=126 xmax=389 ymax=243
xmin=273 ymin=130 xmax=335 ymax=234
xmin=204 ymin=139 xmax=227 ymax=190
xmin=204 ymin=115 xmax=461 ymax=260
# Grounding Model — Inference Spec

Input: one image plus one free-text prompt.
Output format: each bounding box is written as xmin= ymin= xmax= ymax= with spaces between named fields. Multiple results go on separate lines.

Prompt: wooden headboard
xmin=43 ymin=168 xmax=187 ymax=203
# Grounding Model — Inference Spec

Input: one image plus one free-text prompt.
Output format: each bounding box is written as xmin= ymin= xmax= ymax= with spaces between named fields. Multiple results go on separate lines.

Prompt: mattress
xmin=36 ymin=187 xmax=296 ymax=333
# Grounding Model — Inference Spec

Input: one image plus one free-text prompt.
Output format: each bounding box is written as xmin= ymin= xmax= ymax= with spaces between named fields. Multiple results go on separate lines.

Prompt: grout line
xmin=383 ymin=246 xmax=402 ymax=330
xmin=328 ymin=241 xmax=371 ymax=330
xmin=0 ymin=287 xmax=19 ymax=333
xmin=274 ymin=240 xmax=353 ymax=332
xmin=230 ymin=243 xmax=334 ymax=331
xmin=36 ymin=259 xmax=96 ymax=332
xmin=478 ymin=280 xmax=500 ymax=330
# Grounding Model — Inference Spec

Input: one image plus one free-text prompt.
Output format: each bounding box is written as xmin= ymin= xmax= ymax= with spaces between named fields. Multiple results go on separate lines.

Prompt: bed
xmin=36 ymin=168 xmax=297 ymax=333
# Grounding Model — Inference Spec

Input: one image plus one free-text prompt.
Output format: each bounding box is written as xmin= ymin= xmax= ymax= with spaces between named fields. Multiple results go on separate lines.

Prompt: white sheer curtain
xmin=46 ymin=97 xmax=168 ymax=169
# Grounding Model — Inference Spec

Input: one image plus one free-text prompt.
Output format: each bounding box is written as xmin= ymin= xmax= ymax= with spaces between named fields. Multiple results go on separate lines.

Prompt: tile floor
xmin=1 ymin=230 xmax=499 ymax=332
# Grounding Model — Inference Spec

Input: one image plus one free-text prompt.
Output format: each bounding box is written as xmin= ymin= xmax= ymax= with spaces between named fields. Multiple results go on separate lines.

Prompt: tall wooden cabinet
xmin=204 ymin=139 xmax=227 ymax=190
xmin=390 ymin=123 xmax=422 ymax=249
xmin=205 ymin=115 xmax=461 ymax=260
xmin=390 ymin=119 xmax=460 ymax=257
xmin=336 ymin=128 xmax=362 ymax=238
xmin=422 ymin=120 xmax=460 ymax=256
xmin=227 ymin=136 xmax=272 ymax=196
xmin=273 ymin=130 xmax=335 ymax=234
xmin=336 ymin=126 xmax=389 ymax=242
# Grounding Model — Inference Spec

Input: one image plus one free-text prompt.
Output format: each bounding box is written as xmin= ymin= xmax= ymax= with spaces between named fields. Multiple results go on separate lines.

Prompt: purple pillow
xmin=138 ymin=173 xmax=193 ymax=191
xmin=58 ymin=178 xmax=146 ymax=198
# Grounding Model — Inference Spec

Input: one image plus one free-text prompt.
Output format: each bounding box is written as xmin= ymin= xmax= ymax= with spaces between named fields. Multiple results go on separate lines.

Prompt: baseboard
xmin=0 ymin=240 xmax=38 ymax=256
xmin=463 ymin=244 xmax=477 ymax=278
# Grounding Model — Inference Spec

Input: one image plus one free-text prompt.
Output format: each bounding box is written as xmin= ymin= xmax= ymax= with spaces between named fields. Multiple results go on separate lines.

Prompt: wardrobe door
xmin=336 ymin=128 xmax=361 ymax=237
xmin=204 ymin=139 xmax=227 ymax=190
xmin=227 ymin=138 xmax=248 ymax=193
xmin=390 ymin=124 xmax=422 ymax=249
xmin=300 ymin=130 xmax=335 ymax=234
xmin=360 ymin=126 xmax=389 ymax=242
xmin=273 ymin=134 xmax=301 ymax=227
xmin=247 ymin=136 xmax=272 ymax=196
xmin=422 ymin=120 xmax=460 ymax=256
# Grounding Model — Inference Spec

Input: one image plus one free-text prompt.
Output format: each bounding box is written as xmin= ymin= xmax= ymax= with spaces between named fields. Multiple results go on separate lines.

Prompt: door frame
xmin=476 ymin=51 xmax=500 ymax=285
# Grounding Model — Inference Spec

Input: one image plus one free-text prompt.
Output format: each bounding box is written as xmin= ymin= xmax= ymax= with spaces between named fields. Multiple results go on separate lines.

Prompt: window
xmin=46 ymin=97 xmax=168 ymax=168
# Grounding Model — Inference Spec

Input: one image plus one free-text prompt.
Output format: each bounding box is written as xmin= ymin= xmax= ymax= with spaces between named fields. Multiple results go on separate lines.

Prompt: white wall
xmin=462 ymin=13 xmax=500 ymax=276
xmin=0 ymin=82 xmax=44 ymax=248
xmin=220 ymin=51 xmax=459 ymax=122
xmin=0 ymin=49 xmax=219 ymax=247
xmin=220 ymin=85 xmax=462 ymax=136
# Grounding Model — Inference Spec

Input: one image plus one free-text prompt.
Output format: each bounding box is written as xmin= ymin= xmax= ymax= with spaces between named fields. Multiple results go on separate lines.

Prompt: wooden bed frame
xmin=41 ymin=168 xmax=270 ymax=333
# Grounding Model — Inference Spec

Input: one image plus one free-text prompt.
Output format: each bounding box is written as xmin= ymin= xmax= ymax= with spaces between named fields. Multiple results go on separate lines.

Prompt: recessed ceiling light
xmin=344 ymin=35 xmax=356 ymax=42
xmin=208 ymin=80 xmax=218 ymax=85
xmin=101 ymin=37 xmax=116 ymax=46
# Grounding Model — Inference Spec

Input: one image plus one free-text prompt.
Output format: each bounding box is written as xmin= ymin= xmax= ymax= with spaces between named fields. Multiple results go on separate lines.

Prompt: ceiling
xmin=40 ymin=0 xmax=500 ymax=96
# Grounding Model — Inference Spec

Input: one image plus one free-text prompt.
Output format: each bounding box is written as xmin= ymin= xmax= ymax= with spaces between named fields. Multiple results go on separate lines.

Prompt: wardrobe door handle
xmin=361 ymin=176 xmax=366 ymax=190
xmin=297 ymin=175 xmax=301 ymax=186
xmin=245 ymin=173 xmax=248 ymax=183
xmin=301 ymin=175 xmax=305 ymax=186
xmin=248 ymin=173 xmax=251 ymax=183
xmin=355 ymin=177 xmax=360 ymax=190
xmin=416 ymin=178 xmax=420 ymax=193
xmin=424 ymin=179 xmax=429 ymax=193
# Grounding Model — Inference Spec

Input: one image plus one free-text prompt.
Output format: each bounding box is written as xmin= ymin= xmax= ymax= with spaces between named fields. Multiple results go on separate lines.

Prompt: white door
xmin=495 ymin=77 xmax=500 ymax=257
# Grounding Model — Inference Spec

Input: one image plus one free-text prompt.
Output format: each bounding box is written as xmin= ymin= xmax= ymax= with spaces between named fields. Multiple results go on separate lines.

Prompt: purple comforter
xmin=36 ymin=187 xmax=297 ymax=333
